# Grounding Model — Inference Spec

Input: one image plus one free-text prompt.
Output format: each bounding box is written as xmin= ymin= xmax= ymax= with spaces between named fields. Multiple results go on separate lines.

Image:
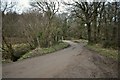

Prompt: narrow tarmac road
xmin=2 ymin=41 xmax=118 ymax=78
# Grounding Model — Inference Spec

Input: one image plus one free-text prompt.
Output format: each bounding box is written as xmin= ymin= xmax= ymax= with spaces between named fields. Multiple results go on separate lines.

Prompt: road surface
xmin=2 ymin=41 xmax=118 ymax=78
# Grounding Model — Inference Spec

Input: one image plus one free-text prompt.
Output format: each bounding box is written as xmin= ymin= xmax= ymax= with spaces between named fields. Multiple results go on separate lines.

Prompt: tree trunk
xmin=93 ymin=3 xmax=98 ymax=43
xmin=112 ymin=2 xmax=117 ymax=48
xmin=37 ymin=37 xmax=40 ymax=47
xmin=87 ymin=23 xmax=92 ymax=44
xmin=103 ymin=12 xmax=109 ymax=48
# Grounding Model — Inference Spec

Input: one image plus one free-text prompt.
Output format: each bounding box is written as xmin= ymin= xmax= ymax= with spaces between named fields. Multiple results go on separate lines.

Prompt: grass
xmin=72 ymin=39 xmax=118 ymax=60
xmin=19 ymin=42 xmax=70 ymax=60
xmin=2 ymin=59 xmax=13 ymax=63
xmin=13 ymin=43 xmax=31 ymax=57
xmin=2 ymin=43 xmax=31 ymax=63
xmin=13 ymin=43 xmax=30 ymax=50
xmin=72 ymin=39 xmax=88 ymax=43
xmin=86 ymin=44 xmax=118 ymax=60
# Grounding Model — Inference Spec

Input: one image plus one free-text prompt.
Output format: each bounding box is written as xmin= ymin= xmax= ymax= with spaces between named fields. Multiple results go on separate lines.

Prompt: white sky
xmin=2 ymin=0 xmax=120 ymax=14
xmin=1 ymin=0 xmax=31 ymax=14
xmin=2 ymin=0 xmax=76 ymax=14
xmin=15 ymin=0 xmax=31 ymax=13
xmin=17 ymin=0 xmax=69 ymax=13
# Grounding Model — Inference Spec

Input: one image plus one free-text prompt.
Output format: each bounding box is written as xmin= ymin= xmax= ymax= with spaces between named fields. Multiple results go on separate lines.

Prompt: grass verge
xmin=2 ymin=43 xmax=32 ymax=63
xmin=19 ymin=42 xmax=70 ymax=60
xmin=72 ymin=39 xmax=88 ymax=44
xmin=86 ymin=44 xmax=118 ymax=60
xmin=72 ymin=39 xmax=118 ymax=60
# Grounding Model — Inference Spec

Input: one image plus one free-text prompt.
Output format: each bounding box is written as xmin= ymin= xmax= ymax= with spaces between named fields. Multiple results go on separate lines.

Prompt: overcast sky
xmin=16 ymin=0 xmax=72 ymax=13
xmin=14 ymin=0 xmax=31 ymax=13
xmin=1 ymin=0 xmax=69 ymax=14
xmin=1 ymin=0 xmax=119 ymax=14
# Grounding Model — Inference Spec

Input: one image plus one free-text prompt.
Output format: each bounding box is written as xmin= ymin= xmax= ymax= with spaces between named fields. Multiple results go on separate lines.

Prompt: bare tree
xmin=1 ymin=1 xmax=16 ymax=17
xmin=30 ymin=0 xmax=60 ymax=47
xmin=2 ymin=1 xmax=16 ymax=60
xmin=68 ymin=1 xmax=101 ymax=44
